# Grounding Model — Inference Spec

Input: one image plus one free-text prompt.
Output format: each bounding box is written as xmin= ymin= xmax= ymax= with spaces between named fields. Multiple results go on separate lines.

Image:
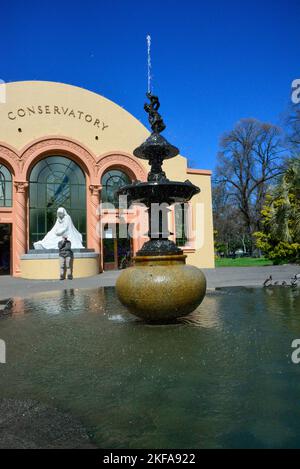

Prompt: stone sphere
xmin=116 ymin=255 xmax=206 ymax=321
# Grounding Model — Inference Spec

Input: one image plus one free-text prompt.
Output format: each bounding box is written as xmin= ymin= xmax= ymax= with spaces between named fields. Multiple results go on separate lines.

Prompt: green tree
xmin=254 ymin=159 xmax=300 ymax=263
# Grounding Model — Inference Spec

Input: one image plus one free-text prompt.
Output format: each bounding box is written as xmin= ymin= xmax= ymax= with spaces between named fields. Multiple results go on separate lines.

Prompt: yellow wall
xmin=184 ymin=172 xmax=215 ymax=268
xmin=0 ymin=81 xmax=149 ymax=154
xmin=20 ymin=257 xmax=99 ymax=280
xmin=0 ymin=81 xmax=214 ymax=270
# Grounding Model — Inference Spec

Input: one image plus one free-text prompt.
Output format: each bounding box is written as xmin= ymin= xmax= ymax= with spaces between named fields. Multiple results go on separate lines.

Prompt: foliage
xmin=254 ymin=159 xmax=300 ymax=264
xmin=214 ymin=226 xmax=251 ymax=257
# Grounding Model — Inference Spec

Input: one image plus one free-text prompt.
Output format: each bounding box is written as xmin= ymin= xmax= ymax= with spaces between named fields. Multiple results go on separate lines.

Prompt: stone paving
xmin=0 ymin=264 xmax=299 ymax=301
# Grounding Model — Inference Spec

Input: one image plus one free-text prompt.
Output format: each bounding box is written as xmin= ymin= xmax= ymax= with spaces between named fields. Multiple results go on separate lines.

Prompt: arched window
xmin=101 ymin=169 xmax=131 ymax=207
xmin=0 ymin=164 xmax=12 ymax=207
xmin=29 ymin=156 xmax=86 ymax=247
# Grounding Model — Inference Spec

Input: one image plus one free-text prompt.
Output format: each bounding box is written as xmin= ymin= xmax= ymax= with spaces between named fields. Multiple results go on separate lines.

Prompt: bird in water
xmin=263 ymin=274 xmax=299 ymax=288
xmin=263 ymin=275 xmax=273 ymax=287
xmin=291 ymin=275 xmax=299 ymax=288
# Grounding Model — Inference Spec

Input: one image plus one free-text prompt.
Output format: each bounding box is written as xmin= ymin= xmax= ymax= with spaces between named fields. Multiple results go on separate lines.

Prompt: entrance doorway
xmin=103 ymin=224 xmax=133 ymax=271
xmin=0 ymin=224 xmax=12 ymax=275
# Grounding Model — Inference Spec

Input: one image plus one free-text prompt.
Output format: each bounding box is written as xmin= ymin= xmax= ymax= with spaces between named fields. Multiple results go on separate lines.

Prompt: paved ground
xmin=0 ymin=264 xmax=299 ymax=301
xmin=204 ymin=264 xmax=299 ymax=288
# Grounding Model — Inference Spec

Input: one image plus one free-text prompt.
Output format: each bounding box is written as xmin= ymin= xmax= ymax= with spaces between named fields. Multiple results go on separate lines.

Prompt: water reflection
xmin=181 ymin=291 xmax=223 ymax=329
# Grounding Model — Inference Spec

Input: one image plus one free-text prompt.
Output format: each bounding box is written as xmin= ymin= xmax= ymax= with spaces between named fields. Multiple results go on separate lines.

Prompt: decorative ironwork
xmin=118 ymin=93 xmax=200 ymax=256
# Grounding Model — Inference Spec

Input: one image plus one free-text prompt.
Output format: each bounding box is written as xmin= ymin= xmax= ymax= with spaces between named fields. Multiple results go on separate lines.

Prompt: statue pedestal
xmin=20 ymin=249 xmax=100 ymax=279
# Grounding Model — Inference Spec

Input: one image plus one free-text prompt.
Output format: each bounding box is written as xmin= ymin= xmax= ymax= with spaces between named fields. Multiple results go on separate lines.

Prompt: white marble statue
xmin=33 ymin=207 xmax=84 ymax=250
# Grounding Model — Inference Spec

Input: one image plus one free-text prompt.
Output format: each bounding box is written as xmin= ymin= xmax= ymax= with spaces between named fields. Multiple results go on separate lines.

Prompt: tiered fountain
xmin=116 ymin=92 xmax=206 ymax=321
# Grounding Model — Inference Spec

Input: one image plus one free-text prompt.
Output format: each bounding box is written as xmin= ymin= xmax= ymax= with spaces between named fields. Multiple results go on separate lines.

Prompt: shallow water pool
xmin=0 ymin=286 xmax=300 ymax=448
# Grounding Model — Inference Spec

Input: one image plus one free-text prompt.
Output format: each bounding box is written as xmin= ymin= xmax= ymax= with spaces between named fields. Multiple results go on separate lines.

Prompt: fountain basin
xmin=133 ymin=132 xmax=179 ymax=159
xmin=118 ymin=180 xmax=200 ymax=205
xmin=1 ymin=286 xmax=300 ymax=448
xmin=116 ymin=255 xmax=206 ymax=321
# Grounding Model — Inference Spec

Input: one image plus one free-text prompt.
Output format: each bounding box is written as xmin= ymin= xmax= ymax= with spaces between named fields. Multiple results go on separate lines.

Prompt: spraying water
xmin=147 ymin=34 xmax=152 ymax=94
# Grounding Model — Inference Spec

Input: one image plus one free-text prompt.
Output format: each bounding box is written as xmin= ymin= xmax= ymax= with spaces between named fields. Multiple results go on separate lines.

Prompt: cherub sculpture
xmin=144 ymin=92 xmax=166 ymax=134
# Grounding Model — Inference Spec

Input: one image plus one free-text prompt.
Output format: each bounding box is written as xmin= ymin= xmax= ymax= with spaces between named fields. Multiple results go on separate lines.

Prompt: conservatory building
xmin=0 ymin=81 xmax=214 ymax=278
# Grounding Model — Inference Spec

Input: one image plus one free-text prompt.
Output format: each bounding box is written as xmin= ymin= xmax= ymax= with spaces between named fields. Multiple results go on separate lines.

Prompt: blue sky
xmin=2 ymin=0 xmax=299 ymax=169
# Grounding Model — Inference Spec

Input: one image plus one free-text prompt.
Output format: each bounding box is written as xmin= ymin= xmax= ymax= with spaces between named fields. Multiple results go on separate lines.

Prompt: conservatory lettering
xmin=7 ymin=105 xmax=109 ymax=130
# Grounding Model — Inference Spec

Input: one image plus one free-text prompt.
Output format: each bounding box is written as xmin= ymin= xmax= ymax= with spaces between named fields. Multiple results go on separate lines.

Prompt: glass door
xmin=102 ymin=224 xmax=132 ymax=270
xmin=0 ymin=224 xmax=12 ymax=275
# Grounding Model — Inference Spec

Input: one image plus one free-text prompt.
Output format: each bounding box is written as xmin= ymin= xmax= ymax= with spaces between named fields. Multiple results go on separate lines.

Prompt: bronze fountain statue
xmin=116 ymin=93 xmax=207 ymax=322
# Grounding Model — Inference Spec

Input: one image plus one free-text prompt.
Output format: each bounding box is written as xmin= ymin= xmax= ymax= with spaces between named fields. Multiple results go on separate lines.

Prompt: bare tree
xmin=215 ymin=119 xmax=285 ymax=252
xmin=213 ymin=181 xmax=252 ymax=255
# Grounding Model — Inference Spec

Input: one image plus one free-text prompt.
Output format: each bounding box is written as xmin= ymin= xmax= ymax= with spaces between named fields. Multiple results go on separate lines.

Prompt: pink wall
xmin=0 ymin=136 xmax=148 ymax=276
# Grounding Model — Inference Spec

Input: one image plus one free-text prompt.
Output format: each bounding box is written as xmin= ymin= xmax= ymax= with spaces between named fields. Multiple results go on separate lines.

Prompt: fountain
xmin=115 ymin=91 xmax=207 ymax=321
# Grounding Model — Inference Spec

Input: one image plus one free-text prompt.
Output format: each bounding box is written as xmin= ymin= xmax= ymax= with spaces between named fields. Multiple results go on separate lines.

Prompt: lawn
xmin=215 ymin=257 xmax=273 ymax=267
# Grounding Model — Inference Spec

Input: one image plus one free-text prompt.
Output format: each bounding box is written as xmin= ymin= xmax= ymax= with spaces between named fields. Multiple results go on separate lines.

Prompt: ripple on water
xmin=0 ymin=286 xmax=300 ymax=449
